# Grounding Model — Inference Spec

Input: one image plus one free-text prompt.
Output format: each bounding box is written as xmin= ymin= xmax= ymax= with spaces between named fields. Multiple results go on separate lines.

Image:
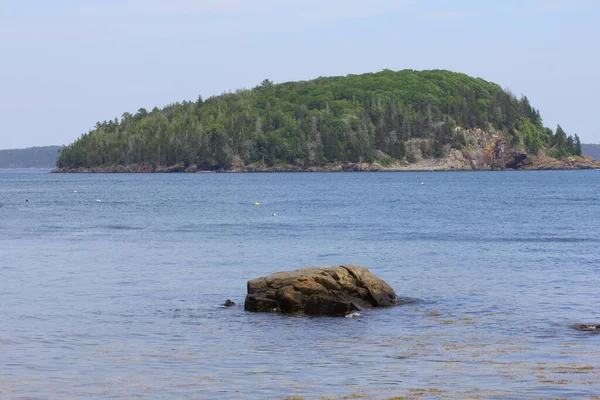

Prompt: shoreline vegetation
xmin=55 ymin=69 xmax=599 ymax=173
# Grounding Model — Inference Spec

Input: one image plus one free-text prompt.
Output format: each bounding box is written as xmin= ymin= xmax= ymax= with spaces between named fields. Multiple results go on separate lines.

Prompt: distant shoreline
xmin=0 ymin=146 xmax=60 ymax=169
xmin=0 ymin=167 xmax=52 ymax=171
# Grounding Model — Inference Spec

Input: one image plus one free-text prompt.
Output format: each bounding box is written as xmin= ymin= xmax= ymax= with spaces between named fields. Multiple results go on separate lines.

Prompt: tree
xmin=135 ymin=108 xmax=148 ymax=120
xmin=567 ymin=135 xmax=575 ymax=156
xmin=259 ymin=79 xmax=273 ymax=89
xmin=205 ymin=124 xmax=229 ymax=167
xmin=574 ymin=134 xmax=582 ymax=156
xmin=554 ymin=125 xmax=568 ymax=159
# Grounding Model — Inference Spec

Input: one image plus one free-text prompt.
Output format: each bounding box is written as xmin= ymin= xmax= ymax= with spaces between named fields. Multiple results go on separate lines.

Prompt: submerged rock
xmin=223 ymin=299 xmax=235 ymax=307
xmin=244 ymin=265 xmax=397 ymax=316
xmin=572 ymin=323 xmax=600 ymax=332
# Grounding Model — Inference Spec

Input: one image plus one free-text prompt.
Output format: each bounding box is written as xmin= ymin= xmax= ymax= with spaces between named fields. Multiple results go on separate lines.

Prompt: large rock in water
xmin=244 ymin=265 xmax=397 ymax=316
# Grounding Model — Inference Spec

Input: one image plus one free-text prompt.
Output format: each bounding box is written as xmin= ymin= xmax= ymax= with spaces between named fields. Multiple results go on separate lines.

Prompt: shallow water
xmin=1 ymin=170 xmax=599 ymax=399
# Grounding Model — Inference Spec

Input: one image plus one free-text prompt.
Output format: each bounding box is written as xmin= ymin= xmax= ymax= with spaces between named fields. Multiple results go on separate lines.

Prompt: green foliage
xmin=552 ymin=125 xmax=568 ymax=159
xmin=546 ymin=124 xmax=579 ymax=159
xmin=518 ymin=117 xmax=546 ymax=154
xmin=554 ymin=125 xmax=568 ymax=158
xmin=574 ymin=134 xmax=582 ymax=156
xmin=57 ymin=69 xmax=559 ymax=169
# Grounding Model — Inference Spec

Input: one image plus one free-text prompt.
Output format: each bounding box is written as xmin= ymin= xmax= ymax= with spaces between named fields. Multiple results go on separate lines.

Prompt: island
xmin=53 ymin=69 xmax=600 ymax=172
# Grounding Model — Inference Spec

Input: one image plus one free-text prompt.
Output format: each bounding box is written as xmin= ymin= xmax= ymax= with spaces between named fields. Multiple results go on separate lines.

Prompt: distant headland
xmin=0 ymin=146 xmax=61 ymax=169
xmin=52 ymin=69 xmax=599 ymax=172
xmin=582 ymin=143 xmax=600 ymax=162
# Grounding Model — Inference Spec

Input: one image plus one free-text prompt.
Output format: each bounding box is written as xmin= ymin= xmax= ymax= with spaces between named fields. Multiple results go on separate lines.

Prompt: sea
xmin=1 ymin=170 xmax=599 ymax=399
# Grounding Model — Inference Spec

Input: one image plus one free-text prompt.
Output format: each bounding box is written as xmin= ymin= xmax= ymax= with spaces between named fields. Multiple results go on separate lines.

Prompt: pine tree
xmin=574 ymin=134 xmax=582 ymax=156
xmin=566 ymin=135 xmax=575 ymax=156
xmin=554 ymin=125 xmax=568 ymax=159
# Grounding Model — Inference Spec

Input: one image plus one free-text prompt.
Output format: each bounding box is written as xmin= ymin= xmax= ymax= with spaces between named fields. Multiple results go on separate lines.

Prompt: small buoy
xmin=73 ymin=190 xmax=77 ymax=193
xmin=96 ymin=199 xmax=102 ymax=203
xmin=420 ymin=181 xmax=424 ymax=185
xmin=254 ymin=202 xmax=260 ymax=206
xmin=272 ymin=213 xmax=277 ymax=216
xmin=25 ymin=199 xmax=28 ymax=202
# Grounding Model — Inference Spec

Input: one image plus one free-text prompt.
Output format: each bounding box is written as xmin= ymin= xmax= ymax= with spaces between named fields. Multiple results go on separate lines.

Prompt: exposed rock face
xmin=244 ymin=265 xmax=397 ymax=316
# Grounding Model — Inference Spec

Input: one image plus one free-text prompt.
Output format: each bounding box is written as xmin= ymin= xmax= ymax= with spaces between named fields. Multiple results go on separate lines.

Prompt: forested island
xmin=54 ymin=70 xmax=599 ymax=172
xmin=0 ymin=146 xmax=61 ymax=169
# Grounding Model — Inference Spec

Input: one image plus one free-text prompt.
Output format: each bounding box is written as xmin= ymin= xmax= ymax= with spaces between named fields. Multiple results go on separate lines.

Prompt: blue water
xmin=1 ymin=170 xmax=599 ymax=399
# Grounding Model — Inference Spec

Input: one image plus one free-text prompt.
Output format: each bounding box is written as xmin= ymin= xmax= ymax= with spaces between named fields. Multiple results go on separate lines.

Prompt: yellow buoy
xmin=254 ymin=202 xmax=260 ymax=206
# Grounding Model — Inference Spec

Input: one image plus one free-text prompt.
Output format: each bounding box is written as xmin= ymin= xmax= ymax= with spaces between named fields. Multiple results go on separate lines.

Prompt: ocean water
xmin=1 ymin=170 xmax=599 ymax=399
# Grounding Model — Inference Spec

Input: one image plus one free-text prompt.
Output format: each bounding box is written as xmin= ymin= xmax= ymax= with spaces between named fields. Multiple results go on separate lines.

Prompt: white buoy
xmin=96 ymin=199 xmax=102 ymax=202
xmin=73 ymin=190 xmax=77 ymax=193
xmin=272 ymin=213 xmax=277 ymax=216
xmin=420 ymin=181 xmax=424 ymax=185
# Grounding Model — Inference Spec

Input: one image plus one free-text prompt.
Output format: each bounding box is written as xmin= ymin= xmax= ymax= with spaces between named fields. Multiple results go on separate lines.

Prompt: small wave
xmin=564 ymin=197 xmax=599 ymax=202
xmin=26 ymin=224 xmax=80 ymax=233
xmin=317 ymin=253 xmax=343 ymax=258
xmin=497 ymin=237 xmax=599 ymax=243
xmin=100 ymin=224 xmax=143 ymax=231
xmin=400 ymin=233 xmax=600 ymax=244
xmin=396 ymin=297 xmax=421 ymax=305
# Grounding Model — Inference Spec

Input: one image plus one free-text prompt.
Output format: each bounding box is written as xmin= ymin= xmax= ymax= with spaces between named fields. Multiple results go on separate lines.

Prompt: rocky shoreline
xmin=51 ymin=127 xmax=600 ymax=173
xmin=51 ymin=155 xmax=599 ymax=173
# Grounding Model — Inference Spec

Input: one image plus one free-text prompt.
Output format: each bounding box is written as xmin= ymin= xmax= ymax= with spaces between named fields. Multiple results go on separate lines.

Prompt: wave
xmin=395 ymin=233 xmax=600 ymax=244
xmin=99 ymin=224 xmax=144 ymax=231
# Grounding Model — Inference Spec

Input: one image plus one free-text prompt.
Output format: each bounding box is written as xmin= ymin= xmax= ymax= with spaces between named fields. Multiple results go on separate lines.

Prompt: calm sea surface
xmin=1 ymin=170 xmax=599 ymax=399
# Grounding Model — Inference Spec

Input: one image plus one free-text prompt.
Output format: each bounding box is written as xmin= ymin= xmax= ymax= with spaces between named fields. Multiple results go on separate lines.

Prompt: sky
xmin=1 ymin=0 xmax=599 ymax=149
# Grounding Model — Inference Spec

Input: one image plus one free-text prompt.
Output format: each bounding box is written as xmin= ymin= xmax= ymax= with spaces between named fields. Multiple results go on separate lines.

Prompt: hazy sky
xmin=1 ymin=0 xmax=599 ymax=149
